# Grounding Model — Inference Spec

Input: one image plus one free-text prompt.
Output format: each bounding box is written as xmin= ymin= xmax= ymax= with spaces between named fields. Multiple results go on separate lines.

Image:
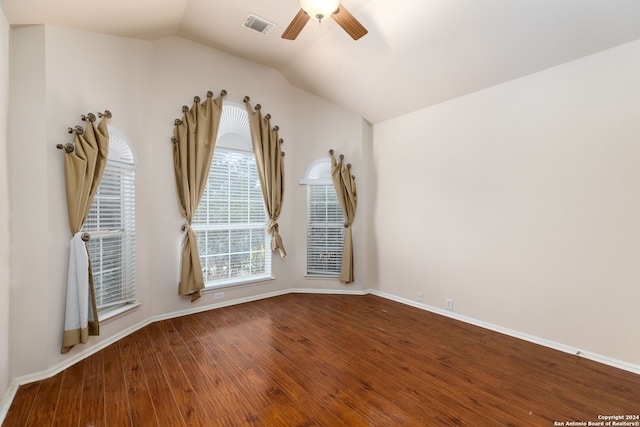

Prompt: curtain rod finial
xmin=68 ymin=125 xmax=84 ymax=135
xmin=81 ymin=113 xmax=96 ymax=122
xmin=57 ymin=143 xmax=74 ymax=153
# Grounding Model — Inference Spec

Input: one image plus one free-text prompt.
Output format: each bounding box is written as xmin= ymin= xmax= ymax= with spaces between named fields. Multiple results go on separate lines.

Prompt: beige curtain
xmin=245 ymin=98 xmax=287 ymax=258
xmin=61 ymin=116 xmax=110 ymax=354
xmin=173 ymin=91 xmax=225 ymax=302
xmin=330 ymin=150 xmax=357 ymax=283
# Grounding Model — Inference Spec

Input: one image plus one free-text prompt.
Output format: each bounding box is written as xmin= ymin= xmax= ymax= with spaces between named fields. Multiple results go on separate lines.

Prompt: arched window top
xmin=107 ymin=126 xmax=137 ymax=167
xmin=300 ymin=157 xmax=333 ymax=185
xmin=219 ymin=102 xmax=251 ymax=137
xmin=217 ymin=102 xmax=252 ymax=152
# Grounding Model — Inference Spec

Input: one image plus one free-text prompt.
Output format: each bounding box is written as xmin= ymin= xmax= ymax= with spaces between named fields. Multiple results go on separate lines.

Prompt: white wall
xmin=10 ymin=25 xmax=154 ymax=377
xmin=0 ymin=7 xmax=11 ymax=403
xmin=148 ymin=35 xmax=299 ymax=315
xmin=288 ymin=87 xmax=372 ymax=292
xmin=8 ymin=27 xmax=369 ymax=380
xmin=373 ymin=40 xmax=640 ymax=365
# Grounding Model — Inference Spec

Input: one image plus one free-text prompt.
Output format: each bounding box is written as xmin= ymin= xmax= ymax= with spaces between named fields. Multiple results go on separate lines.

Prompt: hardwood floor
xmin=3 ymin=294 xmax=639 ymax=426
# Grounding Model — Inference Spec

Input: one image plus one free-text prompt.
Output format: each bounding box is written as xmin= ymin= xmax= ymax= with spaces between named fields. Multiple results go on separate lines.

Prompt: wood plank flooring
xmin=3 ymin=294 xmax=640 ymax=426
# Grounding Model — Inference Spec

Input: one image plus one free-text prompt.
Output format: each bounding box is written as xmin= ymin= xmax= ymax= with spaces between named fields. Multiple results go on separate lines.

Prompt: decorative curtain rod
xmin=171 ymin=90 xmax=227 ymax=143
xmin=329 ymin=149 xmax=355 ymax=179
xmin=67 ymin=125 xmax=84 ymax=136
xmin=56 ymin=110 xmax=112 ymax=153
xmin=79 ymin=110 xmax=111 ymax=123
xmin=244 ymin=95 xmax=286 ymax=157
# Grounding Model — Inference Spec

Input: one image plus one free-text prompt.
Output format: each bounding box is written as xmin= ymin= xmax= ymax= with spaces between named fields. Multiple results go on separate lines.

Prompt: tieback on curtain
xmin=267 ymin=219 xmax=280 ymax=232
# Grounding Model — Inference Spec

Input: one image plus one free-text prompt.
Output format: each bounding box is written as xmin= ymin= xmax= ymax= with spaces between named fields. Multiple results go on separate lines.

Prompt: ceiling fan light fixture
xmin=300 ymin=0 xmax=339 ymax=23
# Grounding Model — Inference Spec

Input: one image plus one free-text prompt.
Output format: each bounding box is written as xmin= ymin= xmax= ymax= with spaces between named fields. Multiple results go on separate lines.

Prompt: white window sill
xmin=98 ymin=302 xmax=141 ymax=323
xmin=202 ymin=275 xmax=275 ymax=293
xmin=304 ymin=274 xmax=341 ymax=280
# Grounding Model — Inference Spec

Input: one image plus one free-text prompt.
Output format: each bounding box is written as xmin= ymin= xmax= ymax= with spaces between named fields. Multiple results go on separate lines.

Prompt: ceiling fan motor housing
xmin=300 ymin=0 xmax=340 ymax=22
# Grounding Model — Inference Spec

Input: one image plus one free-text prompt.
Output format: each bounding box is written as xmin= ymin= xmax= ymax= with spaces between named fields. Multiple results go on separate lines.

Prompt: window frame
xmin=300 ymin=158 xmax=345 ymax=278
xmin=83 ymin=126 xmax=137 ymax=317
xmin=192 ymin=103 xmax=272 ymax=290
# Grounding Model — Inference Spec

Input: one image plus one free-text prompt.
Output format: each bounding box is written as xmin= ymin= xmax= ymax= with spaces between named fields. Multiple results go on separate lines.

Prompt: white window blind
xmin=307 ymin=184 xmax=344 ymax=275
xmin=193 ymin=147 xmax=271 ymax=286
xmin=83 ymin=130 xmax=136 ymax=312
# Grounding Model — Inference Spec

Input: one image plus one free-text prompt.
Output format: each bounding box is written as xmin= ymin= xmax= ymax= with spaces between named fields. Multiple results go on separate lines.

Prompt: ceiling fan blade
xmin=281 ymin=9 xmax=310 ymax=40
xmin=332 ymin=3 xmax=368 ymax=40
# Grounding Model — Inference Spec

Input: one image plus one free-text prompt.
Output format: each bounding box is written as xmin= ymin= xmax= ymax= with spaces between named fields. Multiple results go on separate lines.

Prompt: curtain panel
xmin=245 ymin=98 xmax=287 ymax=258
xmin=61 ymin=116 xmax=110 ymax=354
xmin=172 ymin=91 xmax=225 ymax=302
xmin=330 ymin=150 xmax=357 ymax=283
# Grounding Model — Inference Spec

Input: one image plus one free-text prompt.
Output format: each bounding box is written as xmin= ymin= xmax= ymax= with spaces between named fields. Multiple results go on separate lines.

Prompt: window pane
xmin=83 ymin=131 xmax=136 ymax=313
xmin=307 ymin=184 xmax=344 ymax=275
xmin=193 ymin=147 xmax=271 ymax=286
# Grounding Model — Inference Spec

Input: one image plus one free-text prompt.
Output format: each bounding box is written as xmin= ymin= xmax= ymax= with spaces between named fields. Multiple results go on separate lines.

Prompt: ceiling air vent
xmin=243 ymin=14 xmax=276 ymax=35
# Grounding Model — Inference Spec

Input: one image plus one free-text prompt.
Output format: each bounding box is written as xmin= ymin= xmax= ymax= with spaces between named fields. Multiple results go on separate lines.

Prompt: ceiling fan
xmin=281 ymin=0 xmax=368 ymax=41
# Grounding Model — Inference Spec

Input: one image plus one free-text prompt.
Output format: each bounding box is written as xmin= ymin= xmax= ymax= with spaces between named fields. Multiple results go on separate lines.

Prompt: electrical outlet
xmin=445 ymin=298 xmax=453 ymax=311
xmin=214 ymin=291 xmax=224 ymax=300
xmin=417 ymin=292 xmax=423 ymax=302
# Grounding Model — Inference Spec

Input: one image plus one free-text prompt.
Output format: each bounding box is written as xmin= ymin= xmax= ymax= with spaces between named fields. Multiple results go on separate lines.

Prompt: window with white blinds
xmin=307 ymin=184 xmax=344 ymax=275
xmin=301 ymin=157 xmax=345 ymax=276
xmin=192 ymin=147 xmax=271 ymax=286
xmin=83 ymin=129 xmax=136 ymax=313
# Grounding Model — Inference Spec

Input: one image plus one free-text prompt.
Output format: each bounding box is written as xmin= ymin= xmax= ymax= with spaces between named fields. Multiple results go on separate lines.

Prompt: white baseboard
xmin=0 ymin=382 xmax=18 ymax=423
xmin=151 ymin=288 xmax=292 ymax=322
xmin=369 ymin=289 xmax=640 ymax=376
xmin=2 ymin=287 xmax=638 ymax=424
xmin=290 ymin=287 xmax=369 ymax=295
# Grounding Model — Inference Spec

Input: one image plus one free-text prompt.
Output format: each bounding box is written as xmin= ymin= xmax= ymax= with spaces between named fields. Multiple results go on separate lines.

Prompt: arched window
xmin=83 ymin=126 xmax=137 ymax=314
xmin=192 ymin=103 xmax=271 ymax=287
xmin=300 ymin=158 xmax=344 ymax=276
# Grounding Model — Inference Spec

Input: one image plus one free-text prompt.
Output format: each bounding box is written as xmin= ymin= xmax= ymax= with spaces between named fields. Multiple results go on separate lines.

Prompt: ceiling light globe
xmin=300 ymin=0 xmax=340 ymax=22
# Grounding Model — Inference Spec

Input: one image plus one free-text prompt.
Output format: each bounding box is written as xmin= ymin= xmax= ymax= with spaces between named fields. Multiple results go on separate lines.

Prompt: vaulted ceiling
xmin=3 ymin=0 xmax=640 ymax=123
